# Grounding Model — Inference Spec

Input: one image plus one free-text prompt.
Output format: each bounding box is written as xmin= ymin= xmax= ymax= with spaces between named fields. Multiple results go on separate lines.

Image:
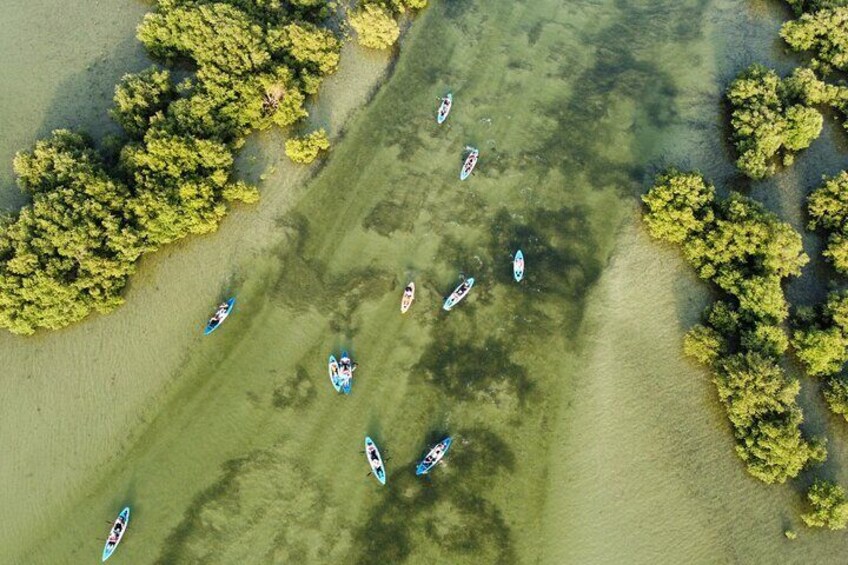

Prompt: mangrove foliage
xmin=802 ymin=480 xmax=848 ymax=529
xmin=348 ymin=0 xmax=427 ymax=49
xmin=0 ymin=0 xmax=388 ymax=334
xmin=643 ymin=171 xmax=824 ymax=484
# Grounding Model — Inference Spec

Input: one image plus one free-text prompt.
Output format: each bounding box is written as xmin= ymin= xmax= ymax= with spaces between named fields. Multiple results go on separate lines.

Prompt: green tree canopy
xmin=349 ymin=4 xmax=401 ymax=50
xmin=786 ymin=0 xmax=848 ymax=15
xmin=641 ymin=171 xmax=715 ymax=245
xmin=823 ymin=378 xmax=848 ymax=421
xmin=807 ymin=171 xmax=848 ymax=273
xmin=728 ymin=65 xmax=823 ymax=179
xmin=802 ymin=480 xmax=848 ymax=529
xmin=111 ymin=67 xmax=175 ymax=139
xmin=284 ymin=129 xmax=330 ymax=164
xmin=0 ymin=131 xmax=143 ymax=334
xmin=793 ymin=290 xmax=848 ymax=377
xmin=782 ymin=8 xmax=848 ymax=74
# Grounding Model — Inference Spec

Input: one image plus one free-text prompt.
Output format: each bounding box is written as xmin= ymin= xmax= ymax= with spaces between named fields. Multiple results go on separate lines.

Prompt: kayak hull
xmin=365 ymin=436 xmax=387 ymax=485
xmin=437 ymin=93 xmax=452 ymax=124
xmin=329 ymin=355 xmax=342 ymax=392
xmin=102 ymin=507 xmax=130 ymax=562
xmin=416 ymin=437 xmax=453 ymax=475
xmin=204 ymin=297 xmax=235 ymax=335
xmin=443 ymin=278 xmax=475 ymax=311
xmin=513 ymin=250 xmax=524 ymax=282
xmin=401 ymin=282 xmax=415 ymax=314
xmin=460 ymin=148 xmax=479 ymax=181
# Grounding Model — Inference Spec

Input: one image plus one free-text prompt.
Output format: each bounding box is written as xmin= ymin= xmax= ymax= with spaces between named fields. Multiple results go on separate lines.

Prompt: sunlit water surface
xmin=3 ymin=0 xmax=848 ymax=563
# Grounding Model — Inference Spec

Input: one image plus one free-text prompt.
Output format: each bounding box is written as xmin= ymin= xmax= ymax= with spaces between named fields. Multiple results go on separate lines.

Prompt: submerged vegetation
xmin=0 ymin=0 xmax=428 ymax=335
xmin=643 ymin=171 xmax=824 ymax=484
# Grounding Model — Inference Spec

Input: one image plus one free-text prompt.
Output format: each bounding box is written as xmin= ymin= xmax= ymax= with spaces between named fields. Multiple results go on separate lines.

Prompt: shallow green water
xmin=4 ymin=0 xmax=848 ymax=563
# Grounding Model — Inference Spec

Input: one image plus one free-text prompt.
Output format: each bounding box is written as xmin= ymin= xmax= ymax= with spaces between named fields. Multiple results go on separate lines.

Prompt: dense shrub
xmin=111 ymin=67 xmax=175 ymax=139
xmin=802 ymin=480 xmax=848 ymax=529
xmin=349 ymin=4 xmax=400 ymax=49
xmin=782 ymin=8 xmax=848 ymax=74
xmin=727 ymin=65 xmax=823 ymax=179
xmin=643 ymin=171 xmax=820 ymax=483
xmin=0 ymin=0 xmax=354 ymax=334
xmin=0 ymin=131 xmax=142 ymax=335
xmin=284 ymin=129 xmax=330 ymax=164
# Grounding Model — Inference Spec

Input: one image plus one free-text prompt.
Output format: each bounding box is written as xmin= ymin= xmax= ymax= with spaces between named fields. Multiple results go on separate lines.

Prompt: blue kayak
xmin=204 ymin=298 xmax=235 ymax=335
xmin=416 ymin=437 xmax=452 ymax=475
xmin=102 ymin=507 xmax=130 ymax=562
xmin=513 ymin=250 xmax=524 ymax=282
xmin=365 ymin=436 xmax=387 ymax=485
xmin=339 ymin=351 xmax=353 ymax=395
xmin=328 ymin=355 xmax=342 ymax=392
xmin=443 ymin=278 xmax=474 ymax=311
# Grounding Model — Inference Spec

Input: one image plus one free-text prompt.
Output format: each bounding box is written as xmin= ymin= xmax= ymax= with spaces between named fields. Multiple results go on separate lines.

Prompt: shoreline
xmin=0 ymin=34 xmax=400 ymax=559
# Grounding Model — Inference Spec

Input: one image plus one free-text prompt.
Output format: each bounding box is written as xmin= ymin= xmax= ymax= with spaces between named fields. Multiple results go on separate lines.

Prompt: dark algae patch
xmin=352 ymin=428 xmax=516 ymax=565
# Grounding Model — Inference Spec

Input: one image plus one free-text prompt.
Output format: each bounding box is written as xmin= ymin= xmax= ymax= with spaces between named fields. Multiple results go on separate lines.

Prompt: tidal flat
xmin=4 ymin=0 xmax=848 ymax=563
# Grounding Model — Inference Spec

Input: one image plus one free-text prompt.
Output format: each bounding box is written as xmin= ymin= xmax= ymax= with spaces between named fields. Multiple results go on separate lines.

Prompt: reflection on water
xmin=4 ymin=0 xmax=848 ymax=563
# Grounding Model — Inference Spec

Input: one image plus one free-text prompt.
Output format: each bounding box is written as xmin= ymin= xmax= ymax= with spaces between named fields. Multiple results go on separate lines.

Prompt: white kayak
xmin=401 ymin=282 xmax=415 ymax=314
xmin=437 ymin=93 xmax=452 ymax=124
xmin=513 ymin=250 xmax=524 ymax=282
xmin=102 ymin=507 xmax=130 ymax=562
xmin=365 ymin=436 xmax=387 ymax=485
xmin=443 ymin=278 xmax=475 ymax=311
xmin=328 ymin=355 xmax=342 ymax=392
xmin=460 ymin=147 xmax=479 ymax=181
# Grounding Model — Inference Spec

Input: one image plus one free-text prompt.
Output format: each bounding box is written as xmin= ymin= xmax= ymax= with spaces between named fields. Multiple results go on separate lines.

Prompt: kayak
xmin=328 ymin=355 xmax=342 ymax=393
xmin=204 ymin=297 xmax=235 ymax=335
xmin=416 ymin=437 xmax=453 ymax=475
xmin=443 ymin=278 xmax=475 ymax=311
xmin=339 ymin=351 xmax=353 ymax=395
xmin=365 ymin=436 xmax=387 ymax=485
xmin=513 ymin=250 xmax=524 ymax=282
xmin=460 ymin=147 xmax=479 ymax=181
xmin=102 ymin=507 xmax=130 ymax=562
xmin=401 ymin=282 xmax=415 ymax=314
xmin=437 ymin=93 xmax=452 ymax=124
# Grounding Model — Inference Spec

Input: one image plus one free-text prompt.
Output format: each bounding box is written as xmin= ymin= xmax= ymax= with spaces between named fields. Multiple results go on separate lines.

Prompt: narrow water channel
xmin=3 ymin=0 xmax=848 ymax=563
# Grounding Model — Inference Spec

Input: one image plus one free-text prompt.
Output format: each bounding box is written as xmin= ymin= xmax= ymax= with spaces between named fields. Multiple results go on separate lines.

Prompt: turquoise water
xmin=3 ymin=0 xmax=848 ymax=563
